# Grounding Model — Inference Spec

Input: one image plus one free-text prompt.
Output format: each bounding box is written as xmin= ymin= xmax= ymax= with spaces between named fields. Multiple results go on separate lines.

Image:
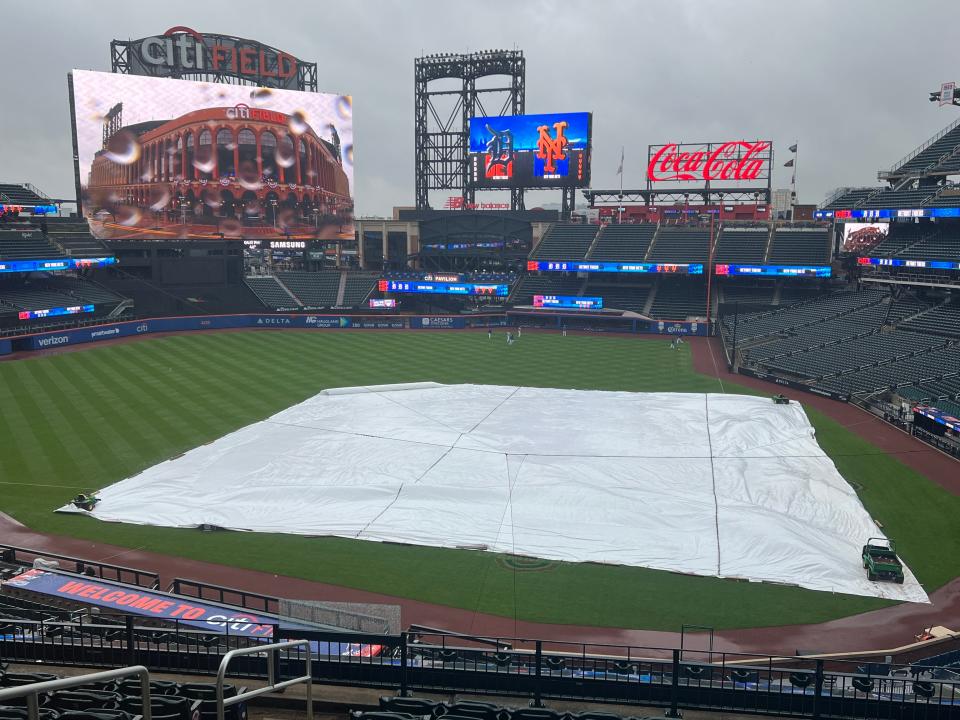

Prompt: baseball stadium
xmin=0 ymin=10 xmax=959 ymax=720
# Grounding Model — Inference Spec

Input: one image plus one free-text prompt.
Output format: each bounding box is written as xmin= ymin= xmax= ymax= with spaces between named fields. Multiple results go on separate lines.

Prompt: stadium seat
xmin=379 ymin=697 xmax=444 ymax=717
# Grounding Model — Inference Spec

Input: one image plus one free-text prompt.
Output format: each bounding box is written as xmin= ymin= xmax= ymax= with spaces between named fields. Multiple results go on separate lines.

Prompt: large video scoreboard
xmin=468 ymin=112 xmax=591 ymax=189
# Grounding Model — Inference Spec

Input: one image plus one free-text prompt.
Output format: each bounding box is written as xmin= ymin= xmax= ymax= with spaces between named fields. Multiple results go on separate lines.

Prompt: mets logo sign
xmin=536 ymin=121 xmax=569 ymax=174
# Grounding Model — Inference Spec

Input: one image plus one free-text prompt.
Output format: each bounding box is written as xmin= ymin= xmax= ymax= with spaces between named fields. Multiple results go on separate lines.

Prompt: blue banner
xmin=0 ymin=256 xmax=116 ymax=274
xmin=409 ymin=316 xmax=466 ymax=329
xmin=716 ymin=264 xmax=831 ymax=277
xmin=0 ymin=339 xmax=11 ymax=356
xmin=381 ymin=280 xmax=509 ymax=297
xmin=528 ymin=260 xmax=704 ymax=275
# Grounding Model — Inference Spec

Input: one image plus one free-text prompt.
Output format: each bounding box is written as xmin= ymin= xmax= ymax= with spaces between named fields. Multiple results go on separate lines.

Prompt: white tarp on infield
xmin=59 ymin=383 xmax=927 ymax=603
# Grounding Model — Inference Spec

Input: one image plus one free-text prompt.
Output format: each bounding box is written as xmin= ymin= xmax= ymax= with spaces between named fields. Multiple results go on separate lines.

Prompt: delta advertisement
xmin=70 ymin=69 xmax=354 ymax=241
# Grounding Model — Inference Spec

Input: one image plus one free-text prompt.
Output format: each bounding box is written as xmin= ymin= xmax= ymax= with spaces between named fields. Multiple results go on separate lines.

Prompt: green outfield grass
xmin=0 ymin=330 xmax=958 ymax=631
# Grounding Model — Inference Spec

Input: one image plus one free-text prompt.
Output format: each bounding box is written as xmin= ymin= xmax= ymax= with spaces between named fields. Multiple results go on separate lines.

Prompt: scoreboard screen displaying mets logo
xmin=468 ymin=112 xmax=591 ymax=188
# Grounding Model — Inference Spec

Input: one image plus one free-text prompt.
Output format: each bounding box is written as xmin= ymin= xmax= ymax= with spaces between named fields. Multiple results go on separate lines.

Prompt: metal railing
xmin=216 ymin=641 xmax=312 ymax=720
xmin=1 ymin=618 xmax=958 ymax=719
xmin=0 ymin=545 xmax=160 ymax=588
xmin=0 ymin=665 xmax=152 ymax=720
xmin=883 ymin=115 xmax=960 ymax=177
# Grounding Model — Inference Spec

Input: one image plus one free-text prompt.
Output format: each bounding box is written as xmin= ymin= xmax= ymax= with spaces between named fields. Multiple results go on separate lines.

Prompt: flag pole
xmin=618 ymin=145 xmax=624 ymax=224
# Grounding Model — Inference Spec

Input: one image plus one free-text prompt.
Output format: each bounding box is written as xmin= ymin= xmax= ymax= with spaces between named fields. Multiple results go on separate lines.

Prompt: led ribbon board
xmin=533 ymin=295 xmax=603 ymax=309
xmin=378 ymin=280 xmax=509 ymax=296
xmin=527 ymin=260 xmax=704 ymax=275
xmin=716 ymin=264 xmax=832 ymax=277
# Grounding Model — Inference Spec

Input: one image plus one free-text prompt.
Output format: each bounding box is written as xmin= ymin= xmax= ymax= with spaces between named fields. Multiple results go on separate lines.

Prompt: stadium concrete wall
xmin=8 ymin=313 xmax=707 ymax=354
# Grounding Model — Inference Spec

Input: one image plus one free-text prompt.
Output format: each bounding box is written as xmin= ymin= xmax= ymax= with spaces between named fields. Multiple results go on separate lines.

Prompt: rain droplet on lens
xmin=275 ymin=144 xmax=296 ymax=169
xmin=336 ymin=95 xmax=352 ymax=119
xmin=149 ymin=186 xmax=171 ymax=211
xmin=193 ymin=146 xmax=215 ymax=174
xmin=220 ymin=218 xmax=242 ymax=236
xmin=244 ymin=198 xmax=261 ymax=217
xmin=289 ymin=110 xmax=309 ymax=135
xmin=104 ymin=131 xmax=141 ymax=165
xmin=343 ymin=144 xmax=354 ymax=166
xmin=116 ymin=205 xmax=142 ymax=227
xmin=251 ymin=88 xmax=273 ymax=107
xmin=201 ymin=188 xmax=221 ymax=209
xmin=238 ymin=161 xmax=262 ymax=191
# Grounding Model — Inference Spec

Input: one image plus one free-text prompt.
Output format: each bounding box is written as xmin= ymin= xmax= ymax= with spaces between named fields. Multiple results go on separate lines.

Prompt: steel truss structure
xmin=583 ymin=187 xmax=771 ymax=207
xmin=414 ymin=50 xmax=525 ymax=210
xmin=110 ymin=35 xmax=318 ymax=92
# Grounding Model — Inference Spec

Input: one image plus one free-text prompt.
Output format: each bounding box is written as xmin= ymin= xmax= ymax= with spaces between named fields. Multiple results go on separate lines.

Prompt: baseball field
xmin=1 ymin=330 xmax=957 ymax=630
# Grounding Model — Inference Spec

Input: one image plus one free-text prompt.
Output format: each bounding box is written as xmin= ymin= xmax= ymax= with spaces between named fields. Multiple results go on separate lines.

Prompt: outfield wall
xmin=1 ymin=313 xmax=708 ymax=356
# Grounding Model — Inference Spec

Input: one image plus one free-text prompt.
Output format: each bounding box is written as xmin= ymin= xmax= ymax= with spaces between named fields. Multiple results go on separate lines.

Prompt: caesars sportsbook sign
xmin=115 ymin=27 xmax=307 ymax=90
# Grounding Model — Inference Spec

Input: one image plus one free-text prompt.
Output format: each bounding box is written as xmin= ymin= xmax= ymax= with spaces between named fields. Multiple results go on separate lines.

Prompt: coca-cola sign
xmin=647 ymin=141 xmax=772 ymax=183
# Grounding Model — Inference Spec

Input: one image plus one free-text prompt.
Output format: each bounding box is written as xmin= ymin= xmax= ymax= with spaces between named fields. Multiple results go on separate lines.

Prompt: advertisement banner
xmin=0 ymin=339 xmax=11 ymax=356
xmin=4 ymin=569 xmax=277 ymax=637
xmin=409 ymin=316 xmax=466 ymax=329
xmin=737 ymin=366 xmax=849 ymax=402
xmin=648 ymin=320 xmax=705 ymax=336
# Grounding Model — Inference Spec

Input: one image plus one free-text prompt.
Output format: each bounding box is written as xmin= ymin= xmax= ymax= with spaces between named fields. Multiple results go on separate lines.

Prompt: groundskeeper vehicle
xmin=862 ymin=537 xmax=904 ymax=584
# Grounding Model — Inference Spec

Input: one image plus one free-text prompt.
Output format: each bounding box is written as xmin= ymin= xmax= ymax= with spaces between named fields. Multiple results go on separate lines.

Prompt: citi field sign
xmin=116 ymin=27 xmax=307 ymax=90
xmin=647 ymin=140 xmax=772 ymax=183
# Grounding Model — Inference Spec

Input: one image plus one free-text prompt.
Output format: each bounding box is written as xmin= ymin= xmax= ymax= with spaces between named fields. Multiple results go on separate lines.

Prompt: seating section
xmin=721 ymin=285 xmax=776 ymax=306
xmin=900 ymin=302 xmax=960 ymax=338
xmin=886 ymin=119 xmax=960 ymax=177
xmin=729 ymin=290 xmax=886 ymax=343
xmin=588 ymin=224 xmax=657 ymax=261
xmin=368 ymin=695 xmax=659 ymax=720
xmin=713 ymin=228 xmax=768 ymax=264
xmin=726 ymin=288 xmax=960 ymax=398
xmin=244 ymin=275 xmax=298 ymax=309
xmin=0 ymin=183 xmax=48 ymax=205
xmin=767 ymin=228 xmax=830 ymax=264
xmin=895 ymin=232 xmax=960 ymax=261
xmin=511 ymin=275 xmax=582 ymax=305
xmin=647 ymin=227 xmax=710 ymax=263
xmin=532 ymin=224 xmax=598 ymax=259
xmin=868 ymin=224 xmax=928 ymax=257
xmin=0 ymin=228 xmax=64 ymax=260
xmin=341 ymin=274 xmax=377 ymax=306
xmin=277 ymin=270 xmax=341 ymax=307
xmin=0 ymin=670 xmax=246 ymax=720
xmin=858 ymin=188 xmax=936 ymax=209
xmin=649 ymin=281 xmax=706 ymax=319
xmin=582 ymin=282 xmax=651 ymax=313
xmin=822 ymin=187 xmax=879 ymax=210
xmin=44 ymin=219 xmax=109 ymax=258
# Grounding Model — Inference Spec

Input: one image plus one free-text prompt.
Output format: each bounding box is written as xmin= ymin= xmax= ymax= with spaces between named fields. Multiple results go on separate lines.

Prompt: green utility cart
xmin=862 ymin=537 xmax=905 ymax=584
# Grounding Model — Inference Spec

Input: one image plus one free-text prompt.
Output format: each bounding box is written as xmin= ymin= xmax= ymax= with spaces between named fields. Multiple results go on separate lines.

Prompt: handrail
xmin=884 ymin=115 xmax=960 ymax=176
xmin=216 ymin=640 xmax=313 ymax=720
xmin=0 ymin=665 xmax=152 ymax=720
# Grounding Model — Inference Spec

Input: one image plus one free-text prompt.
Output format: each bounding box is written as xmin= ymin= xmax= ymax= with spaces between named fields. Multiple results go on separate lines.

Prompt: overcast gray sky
xmin=1 ymin=0 xmax=957 ymax=215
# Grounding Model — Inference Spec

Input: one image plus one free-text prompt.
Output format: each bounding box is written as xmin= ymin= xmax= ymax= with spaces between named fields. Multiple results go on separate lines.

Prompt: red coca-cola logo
xmin=648 ymin=141 xmax=770 ymax=182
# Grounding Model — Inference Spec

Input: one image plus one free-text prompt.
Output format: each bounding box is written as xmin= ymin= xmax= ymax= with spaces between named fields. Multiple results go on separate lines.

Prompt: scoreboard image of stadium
xmin=378 ymin=280 xmax=509 ymax=297
xmin=533 ymin=295 xmax=603 ymax=310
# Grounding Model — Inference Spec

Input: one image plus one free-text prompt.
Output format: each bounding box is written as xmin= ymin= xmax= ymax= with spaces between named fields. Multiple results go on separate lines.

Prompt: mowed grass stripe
xmin=0 ymin=331 xmax=957 ymax=631
xmin=13 ymin=360 xmax=112 ymax=484
xmin=2 ymin=363 xmax=68 ymax=483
